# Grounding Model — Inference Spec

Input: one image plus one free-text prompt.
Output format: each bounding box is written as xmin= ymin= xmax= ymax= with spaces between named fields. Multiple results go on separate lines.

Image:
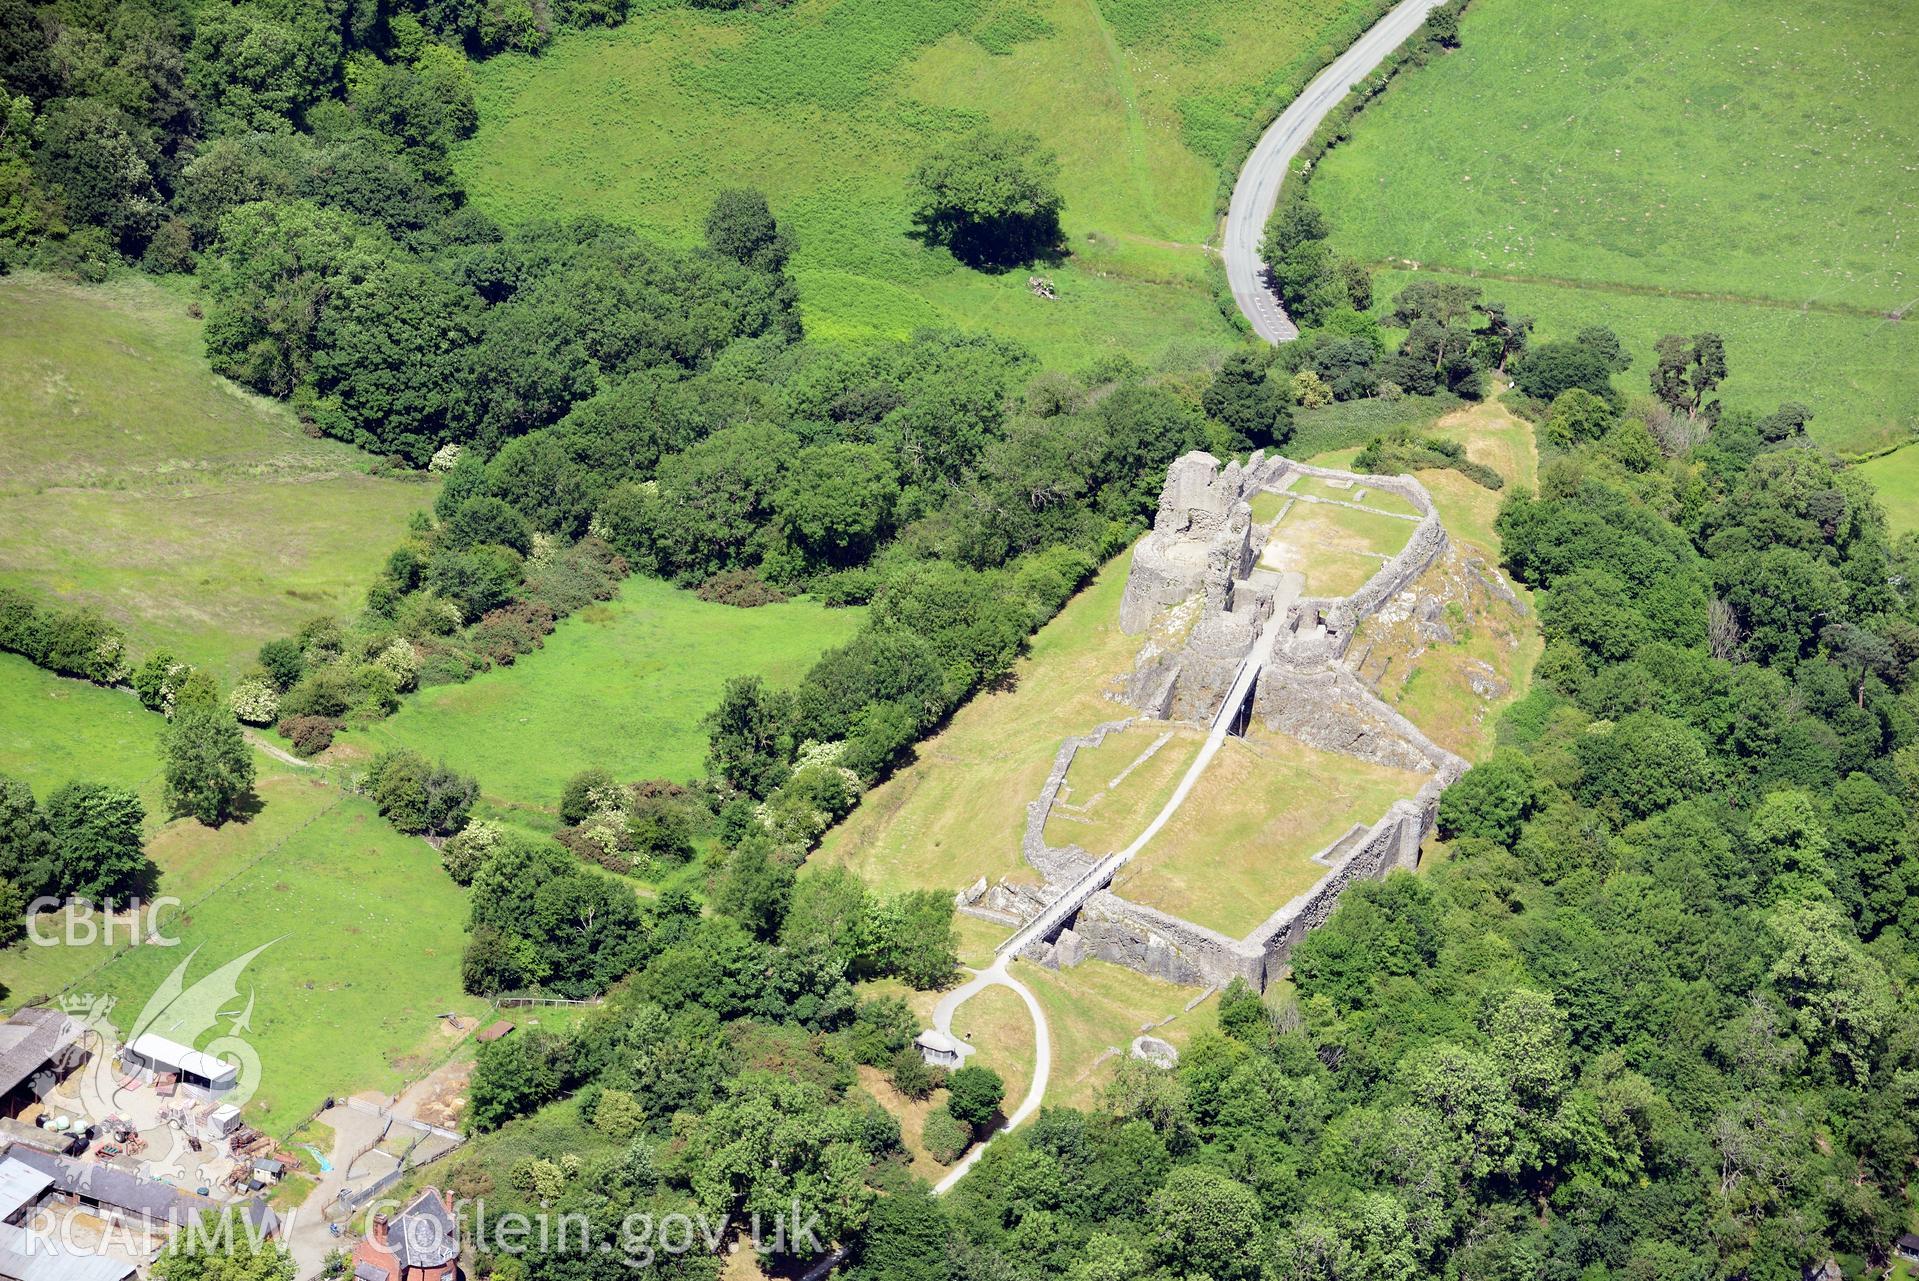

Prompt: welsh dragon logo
xmin=60 ymin=942 xmax=277 ymax=1179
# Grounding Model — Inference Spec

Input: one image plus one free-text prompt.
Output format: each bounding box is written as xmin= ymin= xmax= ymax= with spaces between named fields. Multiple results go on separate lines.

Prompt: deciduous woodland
xmin=0 ymin=0 xmax=1915 ymax=1277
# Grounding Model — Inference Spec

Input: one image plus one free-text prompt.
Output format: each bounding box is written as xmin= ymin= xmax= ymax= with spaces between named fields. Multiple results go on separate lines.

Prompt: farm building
xmin=0 ymin=1220 xmax=134 ymax=1281
xmin=0 ymin=1157 xmax=133 ymax=1281
xmin=0 ymin=1011 xmax=87 ymax=1120
xmin=116 ymin=1035 xmax=238 ymax=1100
xmin=0 ymin=1147 xmax=276 ymax=1236
xmin=0 ymin=1120 xmax=76 ymax=1160
xmin=353 ymin=1188 xmax=460 ymax=1281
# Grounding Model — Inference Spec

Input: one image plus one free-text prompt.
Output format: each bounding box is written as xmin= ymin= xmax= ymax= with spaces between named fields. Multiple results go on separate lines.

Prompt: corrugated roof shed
xmin=124 ymin=1035 xmax=237 ymax=1088
xmin=0 ymin=1012 xmax=83 ymax=1101
xmin=0 ymin=1161 xmax=50 ymax=1222
xmin=0 ymin=1221 xmax=135 ymax=1281
xmin=3 ymin=1148 xmax=275 ymax=1235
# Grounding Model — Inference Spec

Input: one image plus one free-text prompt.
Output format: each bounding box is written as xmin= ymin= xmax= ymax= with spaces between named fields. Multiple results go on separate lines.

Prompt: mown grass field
xmin=1044 ymin=724 xmax=1203 ymax=856
xmin=950 ymin=984 xmax=1036 ymax=1110
xmin=1017 ymin=957 xmax=1214 ymax=1108
xmin=1308 ymin=0 xmax=1918 ymax=458
xmin=1854 ymin=447 xmax=1919 ymax=539
xmin=0 ymin=275 xmax=438 ymax=681
xmin=0 ymin=664 xmax=480 ymax=1127
xmin=454 ymin=0 xmax=1398 ymax=368
xmin=340 ymin=578 xmax=865 ymax=816
xmin=1111 ymin=728 xmax=1427 ymax=936
xmin=1261 ymin=497 xmax=1416 ymax=596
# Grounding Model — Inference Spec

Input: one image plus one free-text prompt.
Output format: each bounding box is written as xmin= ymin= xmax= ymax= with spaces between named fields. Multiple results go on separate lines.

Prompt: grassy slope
xmin=0 ymin=275 xmax=437 ymax=681
xmin=453 ymin=0 xmax=1390 ymax=369
xmin=77 ymin=772 xmax=481 ymax=1134
xmin=0 ymin=656 xmax=163 ymax=801
xmin=1855 ymin=447 xmax=1919 ymax=537
xmin=813 ymin=552 xmax=1139 ymax=896
xmin=1308 ymin=0 xmax=1918 ymax=458
xmin=339 ymin=578 xmax=865 ymax=816
xmin=1018 ymin=957 xmax=1214 ymax=1108
xmin=1044 ymin=724 xmax=1204 ymax=856
xmin=950 ymin=984 xmax=1036 ymax=1106
xmin=1316 ymin=398 xmax=1544 ymax=760
xmin=0 ymin=756 xmax=483 ymax=1137
xmin=0 ymin=662 xmax=479 ymax=1125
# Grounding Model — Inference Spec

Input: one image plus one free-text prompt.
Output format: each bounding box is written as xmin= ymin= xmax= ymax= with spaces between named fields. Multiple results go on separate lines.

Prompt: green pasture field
xmin=454 ymin=0 xmax=1397 ymax=368
xmin=1371 ymin=269 xmax=1916 ymax=459
xmin=1308 ymin=0 xmax=1918 ymax=457
xmin=0 ymin=657 xmax=162 ymax=802
xmin=0 ymin=767 xmax=339 ymax=1011
xmin=0 ymin=275 xmax=437 ymax=682
xmin=0 ymin=665 xmax=481 ymax=1126
xmin=1854 ymin=446 xmax=1919 ymax=538
xmin=340 ymin=577 xmax=865 ymax=817
xmin=78 ymin=772 xmax=484 ymax=1135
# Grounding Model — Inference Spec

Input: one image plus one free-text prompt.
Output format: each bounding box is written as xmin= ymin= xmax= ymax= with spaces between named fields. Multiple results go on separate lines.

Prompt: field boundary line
xmin=1367 ymin=259 xmax=1908 ymax=321
xmin=30 ymin=789 xmax=350 ymax=1011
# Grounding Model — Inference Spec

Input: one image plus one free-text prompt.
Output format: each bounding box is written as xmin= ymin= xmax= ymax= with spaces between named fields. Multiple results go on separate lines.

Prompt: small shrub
xmin=371 ymin=638 xmax=420 ymax=692
xmin=1291 ymin=369 xmax=1333 ymax=408
xmin=280 ymin=667 xmax=355 ymax=719
xmin=365 ymin=749 xmax=478 ymax=836
xmin=945 ymin=1064 xmax=1005 ymax=1127
xmin=815 ymin=569 xmax=877 ymax=607
xmin=257 ymin=637 xmax=305 ymax=691
xmin=559 ymin=768 xmax=618 ymax=826
xmin=696 ymin=570 xmax=789 ymax=608
xmin=888 ymin=1046 xmax=937 ymax=1100
xmin=921 ymin=1108 xmax=969 ymax=1165
xmin=592 ymin=1089 xmax=644 ymax=1142
xmin=441 ymin=821 xmax=504 ymax=885
xmin=228 ymin=677 xmax=280 ymax=726
xmin=468 ymin=602 xmax=557 ymax=666
xmin=277 ymin=715 xmax=340 ymax=757
xmin=132 ymin=652 xmax=193 ymax=713
xmin=416 ymin=650 xmax=480 ymax=687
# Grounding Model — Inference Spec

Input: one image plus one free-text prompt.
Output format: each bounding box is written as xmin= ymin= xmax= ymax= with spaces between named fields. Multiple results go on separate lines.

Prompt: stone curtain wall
xmin=999 ymin=450 xmax=1473 ymax=992
xmin=1253 ymin=661 xmax=1465 ymax=774
xmin=1036 ymin=770 xmax=1455 ymax=990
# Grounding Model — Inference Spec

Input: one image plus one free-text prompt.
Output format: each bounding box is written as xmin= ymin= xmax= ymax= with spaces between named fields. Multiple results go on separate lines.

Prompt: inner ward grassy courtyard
xmin=1109 ymin=726 xmax=1429 ymax=937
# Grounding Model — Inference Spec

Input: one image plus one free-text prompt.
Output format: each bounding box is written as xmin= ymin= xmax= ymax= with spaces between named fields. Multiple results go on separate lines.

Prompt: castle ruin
xmin=962 ymin=449 xmax=1484 ymax=991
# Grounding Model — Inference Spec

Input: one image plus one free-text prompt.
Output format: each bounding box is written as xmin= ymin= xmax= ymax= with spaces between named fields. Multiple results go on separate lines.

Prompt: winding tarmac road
xmin=1223 ymin=0 xmax=1452 ymax=341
